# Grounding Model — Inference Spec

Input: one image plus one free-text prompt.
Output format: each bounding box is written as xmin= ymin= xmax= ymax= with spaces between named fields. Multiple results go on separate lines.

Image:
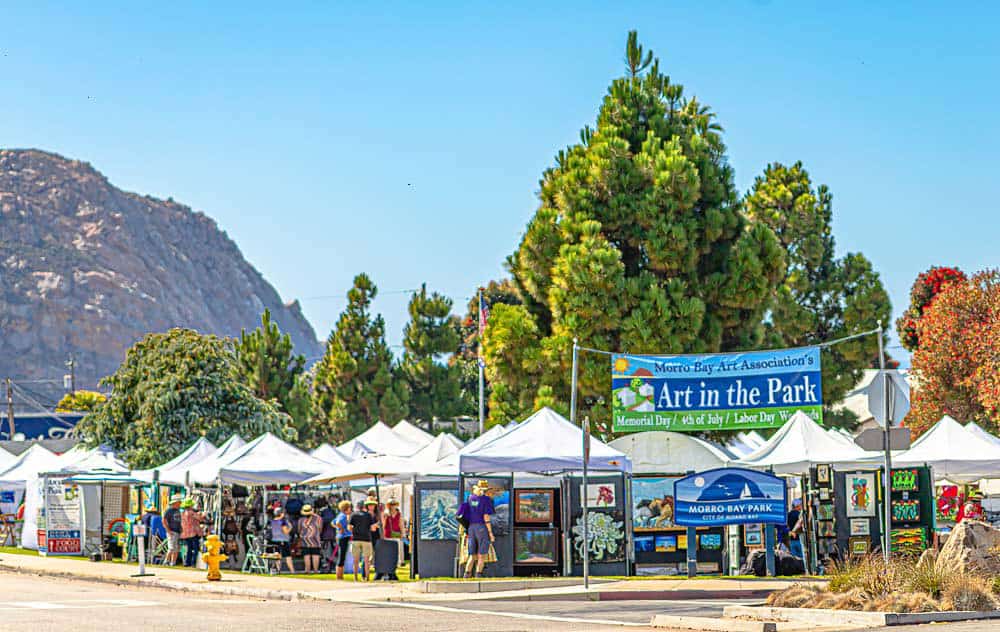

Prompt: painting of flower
xmin=571 ymin=511 xmax=624 ymax=563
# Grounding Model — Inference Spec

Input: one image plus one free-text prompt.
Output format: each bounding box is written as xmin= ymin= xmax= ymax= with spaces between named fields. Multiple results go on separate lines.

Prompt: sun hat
xmin=300 ymin=504 xmax=314 ymax=516
xmin=169 ymin=494 xmax=183 ymax=504
xmin=180 ymin=497 xmax=195 ymax=509
xmin=387 ymin=497 xmax=399 ymax=506
xmin=364 ymin=498 xmax=378 ymax=506
xmin=473 ymin=479 xmax=490 ymax=493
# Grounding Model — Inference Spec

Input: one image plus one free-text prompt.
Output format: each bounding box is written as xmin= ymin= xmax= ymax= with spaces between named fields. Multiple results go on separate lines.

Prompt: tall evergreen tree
xmin=233 ymin=308 xmax=306 ymax=418
xmin=400 ymin=284 xmax=462 ymax=422
xmin=312 ymin=273 xmax=408 ymax=443
xmin=486 ymin=32 xmax=785 ymax=432
xmin=743 ymin=162 xmax=891 ymax=428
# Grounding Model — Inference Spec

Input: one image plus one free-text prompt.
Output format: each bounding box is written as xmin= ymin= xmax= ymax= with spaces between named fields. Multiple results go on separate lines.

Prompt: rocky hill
xmin=0 ymin=149 xmax=322 ymax=399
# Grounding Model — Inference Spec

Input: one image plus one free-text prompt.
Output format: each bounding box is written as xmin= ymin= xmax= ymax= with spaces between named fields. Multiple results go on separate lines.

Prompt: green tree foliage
xmin=77 ymin=328 xmax=292 ymax=468
xmin=312 ymin=273 xmax=408 ymax=443
xmin=451 ymin=279 xmax=522 ymax=420
xmin=743 ymin=162 xmax=891 ymax=427
xmin=487 ymin=32 xmax=786 ymax=432
xmin=55 ymin=390 xmax=106 ymax=413
xmin=233 ymin=308 xmax=307 ymax=420
xmin=400 ymin=284 xmax=463 ymax=422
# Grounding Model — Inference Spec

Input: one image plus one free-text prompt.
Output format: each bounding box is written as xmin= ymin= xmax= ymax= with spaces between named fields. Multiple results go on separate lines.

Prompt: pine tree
xmin=400 ymin=284 xmax=462 ymax=423
xmin=233 ymin=308 xmax=306 ymax=418
xmin=312 ymin=273 xmax=409 ymax=442
xmin=743 ymin=162 xmax=891 ymax=427
xmin=487 ymin=31 xmax=786 ymax=432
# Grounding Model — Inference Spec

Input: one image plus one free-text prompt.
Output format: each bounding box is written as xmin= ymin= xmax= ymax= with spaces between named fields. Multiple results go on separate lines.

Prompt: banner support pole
xmin=570 ymin=338 xmax=589 ymax=588
xmin=877 ymin=322 xmax=892 ymax=562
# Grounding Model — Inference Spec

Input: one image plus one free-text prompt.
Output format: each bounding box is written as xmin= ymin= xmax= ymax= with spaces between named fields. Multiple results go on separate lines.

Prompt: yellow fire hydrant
xmin=202 ymin=534 xmax=227 ymax=581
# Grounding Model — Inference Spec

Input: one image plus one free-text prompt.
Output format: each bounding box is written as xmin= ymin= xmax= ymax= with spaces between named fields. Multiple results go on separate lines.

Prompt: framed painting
xmin=581 ymin=483 xmax=616 ymax=509
xmin=744 ymin=524 xmax=763 ymax=547
xmin=514 ymin=528 xmax=558 ymax=565
xmin=463 ymin=477 xmax=510 ymax=536
xmin=848 ymin=536 xmax=870 ymax=556
xmin=818 ymin=520 xmax=835 ymax=537
xmin=845 ymin=472 xmax=877 ymax=518
xmin=514 ymin=489 xmax=554 ymax=524
xmin=816 ymin=504 xmax=834 ymax=521
xmin=817 ymin=465 xmax=831 ymax=484
xmin=849 ymin=518 xmax=870 ymax=536
xmin=419 ymin=489 xmax=459 ymax=540
xmin=632 ymin=477 xmax=679 ymax=531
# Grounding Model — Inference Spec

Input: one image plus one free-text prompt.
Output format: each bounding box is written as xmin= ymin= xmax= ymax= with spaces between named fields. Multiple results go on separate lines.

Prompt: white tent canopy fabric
xmin=310 ymin=443 xmax=352 ymax=467
xmin=732 ymin=411 xmax=873 ymax=475
xmin=218 ymin=433 xmax=328 ymax=485
xmin=965 ymin=421 xmax=1000 ymax=448
xmin=59 ymin=445 xmax=129 ymax=474
xmin=409 ymin=433 xmax=464 ymax=466
xmin=305 ymin=433 xmax=469 ymax=485
xmin=134 ymin=437 xmax=217 ymax=485
xmin=420 ymin=425 xmax=511 ymax=478
xmin=0 ymin=444 xmax=62 ymax=487
xmin=338 ymin=438 xmax=375 ymax=460
xmin=459 ymin=407 xmax=631 ymax=475
xmin=889 ymin=416 xmax=1000 ymax=483
xmin=609 ymin=431 xmax=730 ymax=475
xmin=343 ymin=421 xmax=422 ymax=457
xmin=392 ymin=420 xmax=434 ymax=448
xmin=185 ymin=435 xmax=247 ymax=485
xmin=0 ymin=446 xmax=17 ymax=471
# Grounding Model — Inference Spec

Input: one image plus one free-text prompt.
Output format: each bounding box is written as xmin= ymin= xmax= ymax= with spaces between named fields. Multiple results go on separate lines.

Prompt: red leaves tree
xmin=908 ymin=270 xmax=1000 ymax=435
xmin=896 ymin=266 xmax=966 ymax=352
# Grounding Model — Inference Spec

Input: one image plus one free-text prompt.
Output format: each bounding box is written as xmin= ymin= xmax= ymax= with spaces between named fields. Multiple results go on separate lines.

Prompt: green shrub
xmin=942 ymin=575 xmax=999 ymax=611
xmin=904 ymin=558 xmax=951 ymax=599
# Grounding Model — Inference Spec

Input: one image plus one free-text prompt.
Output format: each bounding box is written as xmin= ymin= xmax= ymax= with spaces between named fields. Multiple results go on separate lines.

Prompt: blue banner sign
xmin=611 ymin=347 xmax=822 ymax=432
xmin=674 ymin=468 xmax=788 ymax=527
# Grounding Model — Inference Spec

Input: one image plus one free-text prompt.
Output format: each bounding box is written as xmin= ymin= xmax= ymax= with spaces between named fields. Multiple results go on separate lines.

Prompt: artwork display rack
xmin=886 ymin=466 xmax=934 ymax=556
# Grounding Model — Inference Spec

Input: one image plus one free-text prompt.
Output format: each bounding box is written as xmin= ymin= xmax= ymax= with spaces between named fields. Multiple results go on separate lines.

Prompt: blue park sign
xmin=673 ymin=468 xmax=788 ymax=527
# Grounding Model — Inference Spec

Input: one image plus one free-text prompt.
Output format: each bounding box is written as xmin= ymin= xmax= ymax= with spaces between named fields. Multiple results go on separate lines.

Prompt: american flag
xmin=479 ymin=293 xmax=490 ymax=335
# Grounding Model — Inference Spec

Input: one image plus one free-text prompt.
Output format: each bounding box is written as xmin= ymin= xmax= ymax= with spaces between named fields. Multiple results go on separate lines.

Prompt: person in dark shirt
xmin=787 ymin=498 xmax=803 ymax=558
xmin=349 ymin=501 xmax=376 ymax=580
xmin=456 ymin=480 xmax=495 ymax=578
xmin=162 ymin=495 xmax=183 ymax=566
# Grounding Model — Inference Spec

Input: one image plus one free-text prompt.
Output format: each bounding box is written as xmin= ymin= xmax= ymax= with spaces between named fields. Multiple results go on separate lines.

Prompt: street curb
xmin=651 ymin=615 xmax=776 ymax=632
xmin=0 ymin=563 xmax=302 ymax=602
xmin=412 ymin=578 xmax=610 ymax=593
xmin=724 ymin=604 xmax=1000 ymax=627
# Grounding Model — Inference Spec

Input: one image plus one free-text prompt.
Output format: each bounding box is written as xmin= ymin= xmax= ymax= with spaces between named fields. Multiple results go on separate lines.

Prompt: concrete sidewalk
xmin=0 ymin=553 xmax=814 ymax=604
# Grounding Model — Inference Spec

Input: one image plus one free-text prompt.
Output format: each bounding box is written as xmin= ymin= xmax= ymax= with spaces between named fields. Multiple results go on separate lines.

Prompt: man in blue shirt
xmin=457 ymin=479 xmax=495 ymax=578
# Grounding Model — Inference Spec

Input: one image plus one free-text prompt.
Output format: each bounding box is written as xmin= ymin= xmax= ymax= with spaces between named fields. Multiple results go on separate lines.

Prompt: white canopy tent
xmin=0 ymin=444 xmax=62 ymax=488
xmin=338 ymin=438 xmax=375 ymax=460
xmin=185 ymin=435 xmax=248 ymax=486
xmin=303 ymin=453 xmax=421 ymax=486
xmin=965 ymin=421 xmax=1000 ymax=448
xmin=887 ymin=416 xmax=1000 ymax=483
xmin=392 ymin=420 xmax=434 ymax=447
xmin=218 ymin=432 xmax=329 ymax=485
xmin=350 ymin=421 xmax=424 ymax=457
xmin=609 ymin=431 xmax=730 ymax=474
xmin=310 ymin=443 xmax=352 ymax=467
xmin=0 ymin=446 xmax=17 ymax=471
xmin=420 ymin=424 xmax=511 ymax=478
xmin=133 ymin=437 xmax=217 ymax=485
xmin=732 ymin=411 xmax=875 ymax=475
xmin=459 ymin=407 xmax=631 ymax=475
xmin=58 ymin=445 xmax=129 ymax=474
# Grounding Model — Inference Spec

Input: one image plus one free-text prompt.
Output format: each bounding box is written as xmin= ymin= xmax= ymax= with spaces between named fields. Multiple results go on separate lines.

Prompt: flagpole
xmin=478 ymin=287 xmax=485 ymax=436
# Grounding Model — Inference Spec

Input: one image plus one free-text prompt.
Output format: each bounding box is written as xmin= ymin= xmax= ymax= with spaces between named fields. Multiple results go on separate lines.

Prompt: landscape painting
xmin=419 ymin=489 xmax=459 ymax=540
xmin=515 ymin=489 xmax=554 ymax=523
xmin=514 ymin=528 xmax=557 ymax=565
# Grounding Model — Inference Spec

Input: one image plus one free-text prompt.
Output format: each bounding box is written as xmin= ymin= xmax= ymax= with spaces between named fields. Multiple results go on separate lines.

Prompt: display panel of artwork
xmin=632 ymin=477 xmax=679 ymax=531
xmin=634 ymin=535 xmax=655 ymax=553
xmin=744 ymin=524 xmax=763 ymax=546
xmin=845 ymin=473 xmax=877 ymax=518
xmin=818 ymin=520 xmax=835 ymax=537
xmin=654 ymin=535 xmax=677 ymax=552
xmin=581 ymin=483 xmax=616 ymax=508
xmin=677 ymin=535 xmax=687 ymax=550
xmin=419 ymin=489 xmax=459 ymax=540
xmin=817 ymin=465 xmax=831 ymax=484
xmin=892 ymin=499 xmax=920 ymax=523
xmin=890 ymin=527 xmax=927 ymax=555
xmin=699 ymin=533 xmax=722 ymax=550
xmin=816 ymin=504 xmax=834 ymax=521
xmin=514 ymin=528 xmax=557 ymax=565
xmin=571 ymin=511 xmax=625 ymax=563
xmin=514 ymin=490 xmax=554 ymax=524
xmin=464 ymin=477 xmax=510 ymax=536
xmin=937 ymin=486 xmax=960 ymax=522
xmin=849 ymin=518 xmax=870 ymax=536
xmin=849 ymin=536 xmax=870 ymax=555
xmin=891 ymin=469 xmax=919 ymax=492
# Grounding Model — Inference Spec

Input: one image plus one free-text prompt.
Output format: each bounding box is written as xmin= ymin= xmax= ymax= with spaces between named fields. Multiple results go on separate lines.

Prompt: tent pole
xmin=570 ymin=338 xmax=588 ymax=588
xmin=877 ymin=322 xmax=892 ymax=562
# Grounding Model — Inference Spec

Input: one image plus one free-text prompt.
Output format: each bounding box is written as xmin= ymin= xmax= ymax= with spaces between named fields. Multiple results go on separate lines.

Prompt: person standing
xmin=456 ymin=480 xmax=495 ymax=578
xmin=297 ymin=504 xmax=323 ymax=574
xmin=349 ymin=500 xmax=375 ymax=581
xmin=179 ymin=498 xmax=204 ymax=568
xmin=316 ymin=497 xmax=337 ymax=572
xmin=163 ymin=495 xmax=183 ymax=566
xmin=269 ymin=507 xmax=295 ymax=573
xmin=334 ymin=499 xmax=352 ymax=580
xmin=382 ymin=498 xmax=404 ymax=580
xmin=787 ymin=499 xmax=804 ymax=559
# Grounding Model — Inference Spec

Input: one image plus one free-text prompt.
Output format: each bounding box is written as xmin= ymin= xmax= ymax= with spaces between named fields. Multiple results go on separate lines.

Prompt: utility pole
xmin=66 ymin=355 xmax=76 ymax=394
xmin=5 ymin=378 xmax=14 ymax=439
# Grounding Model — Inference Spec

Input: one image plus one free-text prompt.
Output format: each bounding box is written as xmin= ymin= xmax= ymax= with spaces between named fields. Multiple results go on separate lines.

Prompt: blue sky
xmin=2 ymin=3 xmax=997 ymax=367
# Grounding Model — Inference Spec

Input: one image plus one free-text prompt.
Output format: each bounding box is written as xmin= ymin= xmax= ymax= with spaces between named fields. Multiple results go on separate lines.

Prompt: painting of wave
xmin=420 ymin=488 xmax=459 ymax=540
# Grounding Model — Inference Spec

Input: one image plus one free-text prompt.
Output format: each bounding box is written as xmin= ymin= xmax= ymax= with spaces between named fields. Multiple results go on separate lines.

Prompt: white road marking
xmin=0 ymin=599 xmax=159 ymax=610
xmin=353 ymin=600 xmax=648 ymax=627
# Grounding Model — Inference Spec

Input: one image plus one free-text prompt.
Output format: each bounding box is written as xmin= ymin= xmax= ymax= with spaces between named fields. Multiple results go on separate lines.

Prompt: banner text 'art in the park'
xmin=611 ymin=347 xmax=822 ymax=432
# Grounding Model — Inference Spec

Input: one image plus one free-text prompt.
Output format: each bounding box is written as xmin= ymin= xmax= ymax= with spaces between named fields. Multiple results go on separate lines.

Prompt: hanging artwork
xmin=891 ymin=469 xmax=919 ymax=492
xmin=699 ymin=533 xmax=722 ymax=550
xmin=890 ymin=527 xmax=927 ymax=555
xmin=581 ymin=483 xmax=616 ymax=509
xmin=937 ymin=486 xmax=961 ymax=522
xmin=845 ymin=473 xmax=877 ymax=518
xmin=634 ymin=535 xmax=655 ymax=553
xmin=514 ymin=490 xmax=554 ymax=524
xmin=849 ymin=518 xmax=870 ymax=536
xmin=849 ymin=536 xmax=870 ymax=555
xmin=419 ymin=489 xmax=459 ymax=540
xmin=571 ymin=511 xmax=625 ymax=563
xmin=892 ymin=499 xmax=921 ymax=523
xmin=632 ymin=477 xmax=679 ymax=531
xmin=464 ymin=477 xmax=510 ymax=536
xmin=514 ymin=528 xmax=557 ymax=565
xmin=744 ymin=524 xmax=763 ymax=546
xmin=816 ymin=504 xmax=834 ymax=521
xmin=677 ymin=535 xmax=687 ymax=550
xmin=654 ymin=535 xmax=677 ymax=552
xmin=818 ymin=520 xmax=835 ymax=537
xmin=816 ymin=465 xmax=831 ymax=484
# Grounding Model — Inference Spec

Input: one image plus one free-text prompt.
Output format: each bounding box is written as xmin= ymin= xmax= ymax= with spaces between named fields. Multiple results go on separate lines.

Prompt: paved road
xmin=2 ymin=573 xmax=999 ymax=632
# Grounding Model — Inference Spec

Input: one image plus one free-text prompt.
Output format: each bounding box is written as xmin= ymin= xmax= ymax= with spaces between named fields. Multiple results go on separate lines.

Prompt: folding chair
xmin=243 ymin=533 xmax=281 ymax=574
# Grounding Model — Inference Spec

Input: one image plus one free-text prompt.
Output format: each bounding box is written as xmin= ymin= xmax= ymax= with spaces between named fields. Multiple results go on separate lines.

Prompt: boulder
xmin=936 ymin=520 xmax=1000 ymax=576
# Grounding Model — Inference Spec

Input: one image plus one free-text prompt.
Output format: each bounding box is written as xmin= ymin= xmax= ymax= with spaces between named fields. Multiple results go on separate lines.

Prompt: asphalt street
xmin=2 ymin=573 xmax=999 ymax=632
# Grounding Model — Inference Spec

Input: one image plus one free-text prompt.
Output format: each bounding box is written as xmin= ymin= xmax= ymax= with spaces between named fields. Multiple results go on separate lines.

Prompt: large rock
xmin=936 ymin=520 xmax=1000 ymax=576
xmin=0 ymin=149 xmax=323 ymax=400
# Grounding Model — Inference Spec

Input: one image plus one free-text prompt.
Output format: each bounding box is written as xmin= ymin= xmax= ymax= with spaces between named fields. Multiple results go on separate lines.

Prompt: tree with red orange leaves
xmin=896 ymin=266 xmax=966 ymax=352
xmin=907 ymin=270 xmax=1000 ymax=436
